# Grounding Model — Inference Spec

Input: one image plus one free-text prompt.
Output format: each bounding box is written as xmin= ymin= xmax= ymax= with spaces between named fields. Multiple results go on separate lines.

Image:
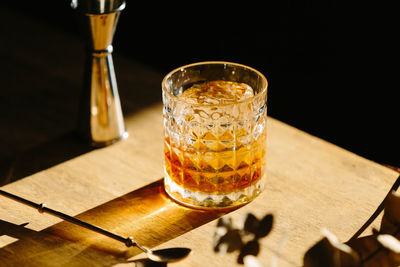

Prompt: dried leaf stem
xmin=348 ymin=175 xmax=400 ymax=242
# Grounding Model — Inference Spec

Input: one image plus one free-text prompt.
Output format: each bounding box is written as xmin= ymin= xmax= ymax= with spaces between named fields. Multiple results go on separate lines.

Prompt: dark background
xmin=1 ymin=1 xmax=398 ymax=168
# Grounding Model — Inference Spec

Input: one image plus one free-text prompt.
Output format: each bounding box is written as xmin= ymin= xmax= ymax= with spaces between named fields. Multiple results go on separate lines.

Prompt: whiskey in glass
xmin=162 ymin=62 xmax=267 ymax=208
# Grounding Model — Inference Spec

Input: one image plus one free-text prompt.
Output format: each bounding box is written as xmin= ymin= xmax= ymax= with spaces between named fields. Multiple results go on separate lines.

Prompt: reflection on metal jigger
xmin=72 ymin=0 xmax=128 ymax=147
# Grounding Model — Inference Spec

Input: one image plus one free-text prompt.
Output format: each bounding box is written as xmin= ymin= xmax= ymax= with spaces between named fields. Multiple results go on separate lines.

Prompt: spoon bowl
xmin=127 ymin=237 xmax=191 ymax=262
xmin=147 ymin=247 xmax=192 ymax=262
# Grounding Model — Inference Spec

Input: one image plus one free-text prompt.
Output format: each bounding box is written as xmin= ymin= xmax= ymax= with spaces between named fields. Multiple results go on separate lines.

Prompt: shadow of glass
xmin=0 ymin=179 xmax=238 ymax=266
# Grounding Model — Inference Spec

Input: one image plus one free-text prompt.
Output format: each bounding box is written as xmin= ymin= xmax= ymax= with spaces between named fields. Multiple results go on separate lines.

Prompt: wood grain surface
xmin=0 ymin=5 xmax=399 ymax=266
xmin=0 ymin=104 xmax=398 ymax=266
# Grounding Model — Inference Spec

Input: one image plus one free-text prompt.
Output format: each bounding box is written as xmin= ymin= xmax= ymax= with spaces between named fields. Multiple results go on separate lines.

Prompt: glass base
xmin=164 ymin=173 xmax=264 ymax=209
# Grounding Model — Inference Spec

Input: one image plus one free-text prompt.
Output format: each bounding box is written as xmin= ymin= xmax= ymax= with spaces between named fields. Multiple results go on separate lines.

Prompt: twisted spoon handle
xmin=0 ymin=189 xmax=135 ymax=247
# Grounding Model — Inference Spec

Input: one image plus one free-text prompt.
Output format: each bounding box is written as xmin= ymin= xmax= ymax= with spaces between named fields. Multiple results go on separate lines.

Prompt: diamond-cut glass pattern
xmin=163 ymin=85 xmax=266 ymax=206
xmin=162 ymin=63 xmax=267 ymax=208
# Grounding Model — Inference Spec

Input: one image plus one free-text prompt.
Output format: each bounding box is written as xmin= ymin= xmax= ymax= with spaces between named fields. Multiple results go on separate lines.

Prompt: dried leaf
xmin=347 ymin=234 xmax=400 ymax=267
xmin=256 ymin=214 xmax=273 ymax=238
xmin=345 ymin=191 xmax=400 ymax=267
xmin=377 ymin=234 xmax=400 ymax=264
xmin=347 ymin=235 xmax=400 ymax=267
xmin=346 ymin=235 xmax=380 ymax=263
xmin=377 ymin=234 xmax=400 ymax=254
xmin=238 ymin=240 xmax=260 ymax=264
xmin=304 ymin=229 xmax=360 ymax=267
xmin=380 ymin=191 xmax=400 ymax=235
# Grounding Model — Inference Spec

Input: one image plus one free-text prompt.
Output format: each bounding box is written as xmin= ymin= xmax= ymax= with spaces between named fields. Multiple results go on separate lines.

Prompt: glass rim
xmin=162 ymin=61 xmax=268 ymax=107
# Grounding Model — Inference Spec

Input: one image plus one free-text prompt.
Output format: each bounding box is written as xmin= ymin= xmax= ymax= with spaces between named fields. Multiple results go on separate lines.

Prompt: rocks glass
xmin=162 ymin=62 xmax=268 ymax=209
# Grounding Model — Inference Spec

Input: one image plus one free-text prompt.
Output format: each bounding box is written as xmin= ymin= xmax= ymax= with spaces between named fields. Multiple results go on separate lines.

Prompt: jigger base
xmin=90 ymin=131 xmax=129 ymax=148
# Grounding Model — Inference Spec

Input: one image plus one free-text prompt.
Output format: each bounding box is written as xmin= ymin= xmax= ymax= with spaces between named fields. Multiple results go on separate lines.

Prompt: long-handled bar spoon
xmin=0 ymin=189 xmax=191 ymax=262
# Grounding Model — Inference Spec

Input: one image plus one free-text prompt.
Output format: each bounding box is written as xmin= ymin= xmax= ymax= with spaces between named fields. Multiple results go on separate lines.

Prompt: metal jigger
xmin=72 ymin=0 xmax=128 ymax=147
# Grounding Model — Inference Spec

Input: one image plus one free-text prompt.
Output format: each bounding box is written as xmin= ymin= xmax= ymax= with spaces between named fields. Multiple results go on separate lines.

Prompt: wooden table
xmin=1 ymin=5 xmax=399 ymax=266
xmin=0 ymin=104 xmax=399 ymax=266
